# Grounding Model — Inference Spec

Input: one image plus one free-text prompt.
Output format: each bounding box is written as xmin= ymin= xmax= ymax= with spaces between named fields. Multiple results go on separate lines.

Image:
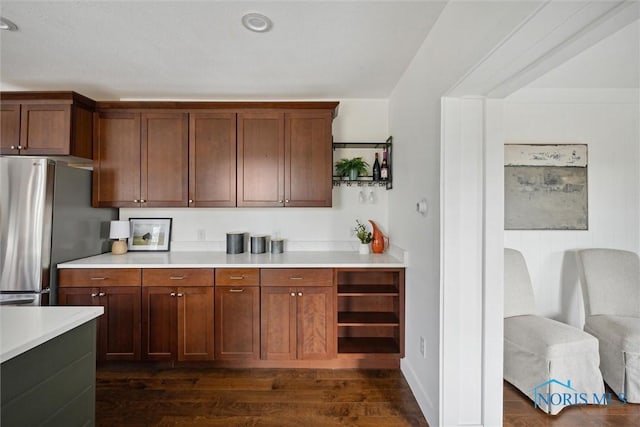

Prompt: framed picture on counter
xmin=128 ymin=218 xmax=172 ymax=251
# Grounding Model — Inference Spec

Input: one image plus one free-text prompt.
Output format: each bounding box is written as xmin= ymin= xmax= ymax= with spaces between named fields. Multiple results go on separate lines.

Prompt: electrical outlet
xmin=197 ymin=229 xmax=206 ymax=241
xmin=419 ymin=336 xmax=426 ymax=358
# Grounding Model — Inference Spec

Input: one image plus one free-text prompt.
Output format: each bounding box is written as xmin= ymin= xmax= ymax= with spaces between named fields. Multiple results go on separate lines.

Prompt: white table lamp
xmin=109 ymin=220 xmax=130 ymax=255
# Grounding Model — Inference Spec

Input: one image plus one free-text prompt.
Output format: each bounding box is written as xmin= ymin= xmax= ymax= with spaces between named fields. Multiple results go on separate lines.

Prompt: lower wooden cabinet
xmin=261 ymin=286 xmax=334 ymax=360
xmin=335 ymin=269 xmax=405 ymax=358
xmin=58 ymin=266 xmax=403 ymax=367
xmin=215 ymin=286 xmax=260 ymax=359
xmin=142 ymin=286 xmax=214 ymax=361
xmin=58 ymin=286 xmax=141 ymax=361
xmin=214 ymin=268 xmax=260 ymax=360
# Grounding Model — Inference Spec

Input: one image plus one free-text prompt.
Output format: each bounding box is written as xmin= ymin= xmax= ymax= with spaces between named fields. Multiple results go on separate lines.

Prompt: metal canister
xmin=250 ymin=235 xmax=266 ymax=254
xmin=271 ymin=238 xmax=284 ymax=254
xmin=226 ymin=232 xmax=245 ymax=254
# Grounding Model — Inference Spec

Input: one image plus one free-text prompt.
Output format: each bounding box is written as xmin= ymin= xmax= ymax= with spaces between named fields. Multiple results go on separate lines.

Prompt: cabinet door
xmin=189 ymin=113 xmax=237 ymax=207
xmin=94 ymin=112 xmax=141 ymax=207
xmin=215 ymin=286 xmax=259 ymax=360
xmin=177 ymin=287 xmax=214 ymax=361
xmin=141 ymin=113 xmax=188 ymax=207
xmin=297 ymin=286 xmax=335 ymax=360
xmin=58 ymin=287 xmax=98 ymax=307
xmin=237 ymin=112 xmax=285 ymax=207
xmin=142 ymin=287 xmax=176 ymax=361
xmin=102 ymin=286 xmax=141 ymax=361
xmin=20 ymin=103 xmax=71 ymax=155
xmin=285 ymin=111 xmax=333 ymax=207
xmin=261 ymin=286 xmax=297 ymax=360
xmin=58 ymin=287 xmax=106 ymax=359
xmin=0 ymin=103 xmax=20 ymax=154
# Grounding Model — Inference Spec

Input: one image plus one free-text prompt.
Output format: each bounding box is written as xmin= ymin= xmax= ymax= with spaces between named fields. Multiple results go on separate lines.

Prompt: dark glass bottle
xmin=381 ymin=151 xmax=389 ymax=181
xmin=372 ymin=153 xmax=381 ymax=181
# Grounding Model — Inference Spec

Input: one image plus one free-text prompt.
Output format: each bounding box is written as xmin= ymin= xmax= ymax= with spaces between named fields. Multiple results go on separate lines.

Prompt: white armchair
xmin=504 ymin=248 xmax=604 ymax=414
xmin=577 ymin=248 xmax=640 ymax=403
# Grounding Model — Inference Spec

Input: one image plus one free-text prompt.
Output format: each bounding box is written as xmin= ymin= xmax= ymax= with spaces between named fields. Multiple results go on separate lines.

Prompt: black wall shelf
xmin=332 ymin=136 xmax=393 ymax=190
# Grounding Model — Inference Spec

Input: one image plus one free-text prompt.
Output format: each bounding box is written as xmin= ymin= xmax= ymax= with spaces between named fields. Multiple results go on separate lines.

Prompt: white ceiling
xmin=528 ymin=18 xmax=640 ymax=89
xmin=0 ymin=1 xmax=446 ymax=100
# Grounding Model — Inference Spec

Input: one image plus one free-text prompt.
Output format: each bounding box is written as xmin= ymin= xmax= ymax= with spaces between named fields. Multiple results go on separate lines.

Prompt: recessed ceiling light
xmin=0 ymin=17 xmax=18 ymax=31
xmin=241 ymin=12 xmax=273 ymax=33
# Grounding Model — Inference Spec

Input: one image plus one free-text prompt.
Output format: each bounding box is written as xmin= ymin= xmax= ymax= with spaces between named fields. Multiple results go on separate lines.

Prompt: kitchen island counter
xmin=0 ymin=306 xmax=103 ymax=363
xmin=1 ymin=306 xmax=103 ymax=427
xmin=57 ymin=250 xmax=406 ymax=269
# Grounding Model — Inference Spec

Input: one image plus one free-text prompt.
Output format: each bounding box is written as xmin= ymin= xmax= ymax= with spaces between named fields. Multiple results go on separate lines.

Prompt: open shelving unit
xmin=332 ymin=136 xmax=393 ymax=190
xmin=335 ymin=268 xmax=404 ymax=358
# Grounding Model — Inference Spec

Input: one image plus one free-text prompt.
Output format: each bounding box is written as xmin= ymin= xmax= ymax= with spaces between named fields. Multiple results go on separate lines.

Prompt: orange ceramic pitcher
xmin=369 ymin=220 xmax=389 ymax=254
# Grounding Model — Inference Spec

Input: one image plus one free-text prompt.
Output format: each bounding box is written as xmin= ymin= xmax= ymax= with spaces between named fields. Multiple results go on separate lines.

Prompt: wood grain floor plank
xmin=504 ymin=381 xmax=640 ymax=426
xmin=96 ymin=366 xmax=428 ymax=427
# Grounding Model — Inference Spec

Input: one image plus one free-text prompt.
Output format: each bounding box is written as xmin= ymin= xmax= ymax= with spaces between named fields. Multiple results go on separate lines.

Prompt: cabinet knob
xmin=133 ymin=199 xmax=139 ymax=203
xmin=140 ymin=199 xmax=146 ymax=203
xmin=170 ymin=292 xmax=177 ymax=297
xmin=169 ymin=276 xmax=185 ymax=280
xmin=278 ymin=200 xmax=283 ymax=203
xmin=90 ymin=277 xmax=106 ymax=281
xmin=17 ymin=146 xmax=23 ymax=150
xmin=177 ymin=293 xmax=183 ymax=297
xmin=229 ymin=276 xmax=245 ymax=280
xmin=229 ymin=289 xmax=245 ymax=293
xmin=189 ymin=199 xmax=193 ymax=203
xmin=298 ymin=292 xmax=303 ymax=297
xmin=91 ymin=293 xmax=99 ymax=298
xmin=285 ymin=200 xmax=289 ymax=203
xmin=98 ymin=292 xmax=106 ymax=297
xmin=290 ymin=292 xmax=296 ymax=297
xmin=10 ymin=145 xmax=15 ymax=149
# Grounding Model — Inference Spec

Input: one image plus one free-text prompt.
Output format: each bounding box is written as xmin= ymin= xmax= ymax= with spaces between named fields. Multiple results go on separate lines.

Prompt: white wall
xmin=120 ymin=98 xmax=391 ymax=250
xmin=504 ymin=88 xmax=640 ymax=328
xmin=387 ymin=2 xmax=544 ymax=425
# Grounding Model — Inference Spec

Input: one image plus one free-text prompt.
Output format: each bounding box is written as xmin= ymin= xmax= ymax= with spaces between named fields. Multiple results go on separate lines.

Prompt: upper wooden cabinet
xmin=93 ymin=111 xmax=188 ymax=207
xmin=285 ymin=111 xmax=333 ymax=207
xmin=141 ymin=113 xmax=189 ymax=207
xmin=189 ymin=113 xmax=236 ymax=207
xmin=237 ymin=110 xmax=333 ymax=207
xmin=0 ymin=92 xmax=95 ymax=158
xmin=92 ymin=101 xmax=338 ymax=208
xmin=237 ymin=112 xmax=285 ymax=207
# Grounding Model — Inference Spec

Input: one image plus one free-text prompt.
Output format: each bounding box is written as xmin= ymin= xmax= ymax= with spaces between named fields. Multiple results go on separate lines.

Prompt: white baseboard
xmin=401 ymin=358 xmax=437 ymax=427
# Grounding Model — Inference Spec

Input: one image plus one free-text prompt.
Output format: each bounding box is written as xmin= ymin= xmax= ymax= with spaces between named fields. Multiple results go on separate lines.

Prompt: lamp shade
xmin=109 ymin=220 xmax=130 ymax=239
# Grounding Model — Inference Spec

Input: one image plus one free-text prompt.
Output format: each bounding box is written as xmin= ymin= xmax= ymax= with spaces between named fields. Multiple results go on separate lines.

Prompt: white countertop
xmin=57 ymin=251 xmax=406 ymax=269
xmin=0 ymin=306 xmax=103 ymax=363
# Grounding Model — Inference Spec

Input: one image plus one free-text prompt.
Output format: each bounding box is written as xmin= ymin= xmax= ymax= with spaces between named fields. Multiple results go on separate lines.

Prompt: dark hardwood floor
xmin=96 ymin=366 xmax=428 ymax=426
xmin=504 ymin=381 xmax=640 ymax=426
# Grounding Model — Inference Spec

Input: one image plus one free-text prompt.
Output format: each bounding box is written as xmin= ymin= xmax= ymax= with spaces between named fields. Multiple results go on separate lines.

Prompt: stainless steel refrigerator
xmin=0 ymin=157 xmax=117 ymax=305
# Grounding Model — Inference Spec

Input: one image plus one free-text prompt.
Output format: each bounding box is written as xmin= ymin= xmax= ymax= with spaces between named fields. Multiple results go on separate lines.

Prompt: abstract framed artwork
xmin=504 ymin=144 xmax=588 ymax=230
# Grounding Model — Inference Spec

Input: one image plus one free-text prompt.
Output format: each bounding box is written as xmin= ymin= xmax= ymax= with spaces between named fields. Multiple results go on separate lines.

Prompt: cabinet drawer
xmin=58 ymin=268 xmax=141 ymax=287
xmin=261 ymin=268 xmax=333 ymax=287
xmin=215 ymin=268 xmax=259 ymax=286
xmin=142 ymin=269 xmax=213 ymax=286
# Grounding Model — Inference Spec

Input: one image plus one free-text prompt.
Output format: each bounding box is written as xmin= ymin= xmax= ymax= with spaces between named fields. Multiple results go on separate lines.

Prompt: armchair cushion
xmin=504 ymin=315 xmax=604 ymax=415
xmin=585 ymin=315 xmax=640 ymax=354
xmin=505 ymin=315 xmax=599 ymax=358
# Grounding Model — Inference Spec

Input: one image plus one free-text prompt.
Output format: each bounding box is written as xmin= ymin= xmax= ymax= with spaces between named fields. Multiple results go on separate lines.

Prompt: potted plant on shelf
xmin=335 ymin=157 xmax=369 ymax=181
xmin=354 ymin=219 xmax=372 ymax=254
